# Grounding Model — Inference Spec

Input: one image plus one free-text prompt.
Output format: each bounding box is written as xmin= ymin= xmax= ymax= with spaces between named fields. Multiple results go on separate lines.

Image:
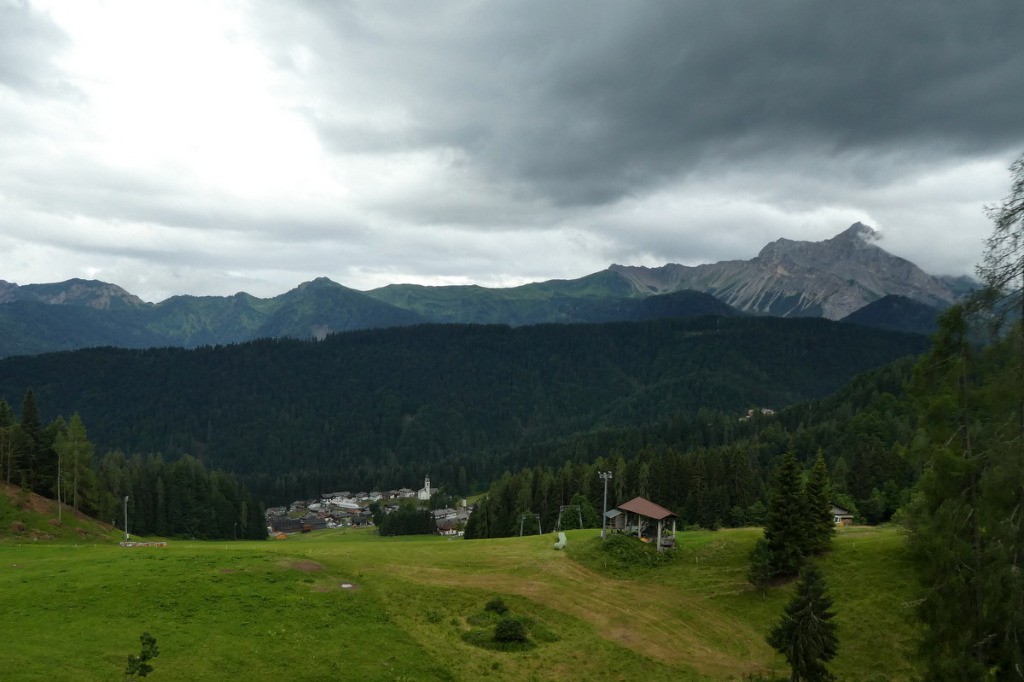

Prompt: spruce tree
xmin=803 ymin=451 xmax=835 ymax=556
xmin=747 ymin=537 xmax=773 ymax=595
xmin=764 ymin=451 xmax=806 ymax=577
xmin=0 ymin=400 xmax=15 ymax=484
xmin=907 ymin=305 xmax=1024 ymax=678
xmin=19 ymin=389 xmax=43 ymax=491
xmin=767 ymin=561 xmax=838 ymax=682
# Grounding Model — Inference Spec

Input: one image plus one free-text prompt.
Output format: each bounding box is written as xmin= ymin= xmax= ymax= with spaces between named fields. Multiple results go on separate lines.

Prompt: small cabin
xmin=830 ymin=504 xmax=855 ymax=526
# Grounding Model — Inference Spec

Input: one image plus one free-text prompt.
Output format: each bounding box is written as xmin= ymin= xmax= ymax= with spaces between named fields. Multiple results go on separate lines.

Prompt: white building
xmin=417 ymin=476 xmax=432 ymax=501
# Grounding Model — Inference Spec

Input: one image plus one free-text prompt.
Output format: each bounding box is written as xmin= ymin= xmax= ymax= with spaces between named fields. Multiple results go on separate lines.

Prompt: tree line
xmin=0 ymin=392 xmax=264 ymax=540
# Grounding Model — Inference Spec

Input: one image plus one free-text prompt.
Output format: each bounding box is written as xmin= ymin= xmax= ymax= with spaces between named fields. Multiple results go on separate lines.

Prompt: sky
xmin=2 ymin=1 xmax=1024 ymax=303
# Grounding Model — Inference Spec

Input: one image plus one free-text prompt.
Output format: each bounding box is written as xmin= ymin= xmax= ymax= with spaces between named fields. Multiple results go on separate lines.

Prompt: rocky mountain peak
xmin=612 ymin=223 xmax=961 ymax=320
xmin=834 ymin=222 xmax=880 ymax=243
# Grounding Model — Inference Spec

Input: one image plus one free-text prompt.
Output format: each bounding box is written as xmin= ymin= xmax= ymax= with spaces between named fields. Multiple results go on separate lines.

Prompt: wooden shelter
xmin=616 ymin=496 xmax=678 ymax=551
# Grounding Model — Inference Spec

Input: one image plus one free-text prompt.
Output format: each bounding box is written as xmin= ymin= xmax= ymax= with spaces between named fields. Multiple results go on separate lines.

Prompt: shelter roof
xmin=617 ymin=496 xmax=677 ymax=520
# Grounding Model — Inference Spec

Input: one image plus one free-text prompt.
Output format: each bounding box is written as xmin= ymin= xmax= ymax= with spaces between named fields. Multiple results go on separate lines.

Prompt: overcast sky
xmin=2 ymin=1 xmax=1023 ymax=302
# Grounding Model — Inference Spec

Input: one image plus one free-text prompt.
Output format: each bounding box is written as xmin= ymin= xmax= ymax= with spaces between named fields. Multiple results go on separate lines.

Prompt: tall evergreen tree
xmin=803 ymin=451 xmax=835 ymax=556
xmin=19 ymin=389 xmax=44 ymax=491
xmin=764 ymin=451 xmax=807 ymax=577
xmin=0 ymin=400 xmax=16 ymax=484
xmin=908 ymin=305 xmax=1024 ymax=678
xmin=767 ymin=561 xmax=838 ymax=682
xmin=748 ymin=537 xmax=774 ymax=595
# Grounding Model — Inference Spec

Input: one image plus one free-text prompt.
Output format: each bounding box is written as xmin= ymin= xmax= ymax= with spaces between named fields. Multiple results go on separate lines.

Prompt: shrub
xmin=600 ymin=533 xmax=673 ymax=569
xmin=493 ymin=618 xmax=527 ymax=643
xmin=484 ymin=597 xmax=509 ymax=615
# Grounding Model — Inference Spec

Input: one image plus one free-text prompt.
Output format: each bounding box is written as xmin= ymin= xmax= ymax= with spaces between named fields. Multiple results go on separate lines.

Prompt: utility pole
xmin=123 ymin=495 xmax=129 ymax=543
xmin=599 ymin=471 xmax=612 ymax=539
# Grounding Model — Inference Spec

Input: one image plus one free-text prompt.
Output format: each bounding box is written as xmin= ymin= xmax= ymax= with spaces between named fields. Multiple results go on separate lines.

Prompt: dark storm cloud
xmin=269 ymin=1 xmax=1024 ymax=207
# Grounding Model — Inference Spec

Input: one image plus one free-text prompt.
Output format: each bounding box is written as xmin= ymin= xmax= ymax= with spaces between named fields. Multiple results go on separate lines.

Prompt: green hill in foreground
xmin=0 ymin=525 xmax=920 ymax=681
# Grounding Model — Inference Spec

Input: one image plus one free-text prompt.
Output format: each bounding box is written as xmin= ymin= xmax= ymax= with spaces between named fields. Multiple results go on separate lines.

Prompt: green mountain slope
xmin=0 ymin=279 xmax=425 ymax=357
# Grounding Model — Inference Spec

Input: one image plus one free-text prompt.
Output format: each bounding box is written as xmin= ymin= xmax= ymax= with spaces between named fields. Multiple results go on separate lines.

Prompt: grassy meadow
xmin=0 ymin=506 xmax=923 ymax=682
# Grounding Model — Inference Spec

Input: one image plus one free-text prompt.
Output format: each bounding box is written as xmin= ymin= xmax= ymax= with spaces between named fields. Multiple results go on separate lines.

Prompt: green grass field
xmin=1 ymin=513 xmax=922 ymax=681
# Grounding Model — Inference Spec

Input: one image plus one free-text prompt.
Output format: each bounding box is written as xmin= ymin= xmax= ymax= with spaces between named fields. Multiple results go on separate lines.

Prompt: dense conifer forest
xmin=0 ymin=316 xmax=928 ymax=504
xmin=0 ymin=393 xmax=264 ymax=539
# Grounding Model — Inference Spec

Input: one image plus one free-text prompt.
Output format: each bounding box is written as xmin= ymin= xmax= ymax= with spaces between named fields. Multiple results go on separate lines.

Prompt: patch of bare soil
xmin=1 ymin=482 xmax=116 ymax=530
xmin=287 ymin=559 xmax=324 ymax=573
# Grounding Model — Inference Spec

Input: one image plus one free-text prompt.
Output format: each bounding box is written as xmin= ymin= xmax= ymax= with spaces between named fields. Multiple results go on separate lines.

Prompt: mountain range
xmin=0 ymin=223 xmax=969 ymax=357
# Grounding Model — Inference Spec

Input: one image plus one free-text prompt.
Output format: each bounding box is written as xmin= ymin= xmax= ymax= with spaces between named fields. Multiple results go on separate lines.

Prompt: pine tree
xmin=803 ymin=451 xmax=835 ymax=556
xmin=907 ymin=305 xmax=1024 ymax=678
xmin=747 ymin=537 xmax=773 ymax=595
xmin=767 ymin=561 xmax=838 ymax=682
xmin=0 ymin=400 xmax=16 ymax=484
xmin=19 ymin=389 xmax=44 ymax=491
xmin=764 ymin=451 xmax=807 ymax=577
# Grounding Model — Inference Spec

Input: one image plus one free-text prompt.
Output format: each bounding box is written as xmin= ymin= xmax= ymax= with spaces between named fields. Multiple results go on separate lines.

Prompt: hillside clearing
xmin=1 ymin=522 xmax=920 ymax=680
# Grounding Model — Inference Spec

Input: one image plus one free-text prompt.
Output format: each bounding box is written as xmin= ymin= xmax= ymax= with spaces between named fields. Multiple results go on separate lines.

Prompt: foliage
xmin=484 ymin=597 xmax=509 ymax=615
xmin=978 ymin=150 xmax=1024 ymax=330
xmin=53 ymin=413 xmax=98 ymax=515
xmin=803 ymin=451 xmax=835 ymax=556
xmin=377 ymin=499 xmax=435 ymax=536
xmin=748 ymin=537 xmax=774 ymax=594
xmin=763 ymin=452 xmax=807 ymax=578
xmin=597 ymin=533 xmax=674 ymax=572
xmin=459 ymin=597 xmax=544 ymax=653
xmin=0 ymin=317 xmax=929 ymax=504
xmin=124 ymin=631 xmax=159 ymax=679
xmin=906 ymin=305 xmax=1024 ymax=678
xmin=493 ymin=618 xmax=528 ymax=644
xmin=766 ymin=562 xmax=838 ymax=682
xmin=93 ymin=451 xmax=265 ymax=540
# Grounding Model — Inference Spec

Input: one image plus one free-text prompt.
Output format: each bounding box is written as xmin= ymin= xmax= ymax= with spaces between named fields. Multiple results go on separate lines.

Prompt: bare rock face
xmin=610 ymin=223 xmax=962 ymax=320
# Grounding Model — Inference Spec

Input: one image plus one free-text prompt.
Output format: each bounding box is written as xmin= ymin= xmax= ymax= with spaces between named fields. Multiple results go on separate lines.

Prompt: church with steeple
xmin=417 ymin=475 xmax=432 ymax=501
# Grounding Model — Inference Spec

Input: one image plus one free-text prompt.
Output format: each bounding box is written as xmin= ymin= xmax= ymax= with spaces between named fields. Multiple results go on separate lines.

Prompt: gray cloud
xmin=2 ymin=1 xmax=1023 ymax=301
xmin=0 ymin=1 xmax=72 ymax=95
xmin=267 ymin=1 xmax=1024 ymax=207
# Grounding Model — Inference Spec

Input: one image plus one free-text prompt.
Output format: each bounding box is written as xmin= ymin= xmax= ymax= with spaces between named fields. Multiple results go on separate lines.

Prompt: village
xmin=264 ymin=476 xmax=473 ymax=538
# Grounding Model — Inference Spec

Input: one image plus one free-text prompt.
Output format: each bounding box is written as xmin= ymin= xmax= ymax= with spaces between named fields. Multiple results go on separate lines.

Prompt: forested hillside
xmin=465 ymin=356 xmax=919 ymax=538
xmin=0 ymin=316 xmax=928 ymax=504
xmin=0 ymin=395 xmax=265 ymax=540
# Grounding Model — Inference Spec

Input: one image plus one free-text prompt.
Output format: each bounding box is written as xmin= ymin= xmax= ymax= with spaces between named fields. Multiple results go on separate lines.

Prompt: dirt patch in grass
xmin=287 ymin=559 xmax=324 ymax=573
